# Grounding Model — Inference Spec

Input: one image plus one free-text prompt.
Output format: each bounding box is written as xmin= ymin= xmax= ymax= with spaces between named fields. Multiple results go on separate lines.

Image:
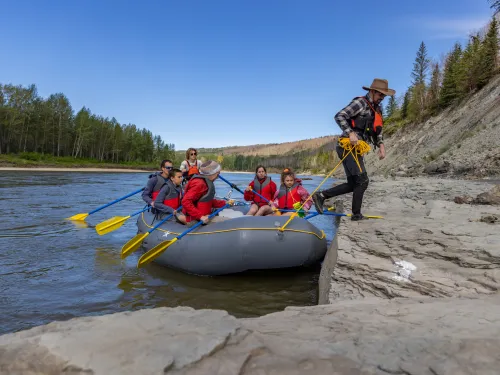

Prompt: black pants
xmin=320 ymin=144 xmax=369 ymax=215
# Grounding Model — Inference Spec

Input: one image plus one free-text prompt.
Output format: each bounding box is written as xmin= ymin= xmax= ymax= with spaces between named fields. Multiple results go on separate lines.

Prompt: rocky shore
xmin=1 ymin=176 xmax=499 ymax=374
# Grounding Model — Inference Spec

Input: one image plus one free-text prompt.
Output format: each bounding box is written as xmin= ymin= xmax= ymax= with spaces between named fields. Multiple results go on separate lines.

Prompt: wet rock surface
xmin=1 ymin=296 xmax=500 ymax=375
xmin=328 ymin=176 xmax=500 ymax=302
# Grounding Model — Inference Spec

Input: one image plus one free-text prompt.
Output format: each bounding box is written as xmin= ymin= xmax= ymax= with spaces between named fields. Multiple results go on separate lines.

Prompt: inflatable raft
xmin=136 ymin=207 xmax=327 ymax=276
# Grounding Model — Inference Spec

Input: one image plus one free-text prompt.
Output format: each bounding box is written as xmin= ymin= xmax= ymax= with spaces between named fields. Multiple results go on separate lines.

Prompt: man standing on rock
xmin=312 ymin=78 xmax=395 ymax=220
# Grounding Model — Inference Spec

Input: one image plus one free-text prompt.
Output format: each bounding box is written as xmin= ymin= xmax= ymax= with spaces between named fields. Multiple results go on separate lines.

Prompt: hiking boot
xmin=351 ymin=214 xmax=367 ymax=221
xmin=312 ymin=192 xmax=325 ymax=214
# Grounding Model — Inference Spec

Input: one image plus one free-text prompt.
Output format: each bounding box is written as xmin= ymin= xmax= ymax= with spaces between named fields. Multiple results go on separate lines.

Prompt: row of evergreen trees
xmin=0 ymin=84 xmax=175 ymax=164
xmin=384 ymin=16 xmax=499 ymax=129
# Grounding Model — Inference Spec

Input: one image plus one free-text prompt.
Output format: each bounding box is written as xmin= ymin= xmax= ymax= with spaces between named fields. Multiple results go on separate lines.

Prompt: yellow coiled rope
xmin=279 ymin=137 xmax=371 ymax=231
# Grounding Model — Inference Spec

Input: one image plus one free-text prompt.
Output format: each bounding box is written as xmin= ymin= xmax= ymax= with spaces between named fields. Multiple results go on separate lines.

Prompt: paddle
xmin=284 ymin=207 xmax=384 ymax=220
xmin=136 ymin=203 xmax=230 ymax=268
xmin=218 ymin=174 xmax=281 ymax=214
xmin=121 ymin=206 xmax=183 ymax=259
xmin=95 ymin=206 xmax=149 ymax=236
xmin=67 ymin=187 xmax=144 ymax=221
xmin=218 ymin=175 xmax=271 ymax=203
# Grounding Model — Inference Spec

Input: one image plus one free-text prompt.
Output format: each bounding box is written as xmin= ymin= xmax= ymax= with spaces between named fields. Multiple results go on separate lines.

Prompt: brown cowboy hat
xmin=362 ymin=78 xmax=396 ymax=96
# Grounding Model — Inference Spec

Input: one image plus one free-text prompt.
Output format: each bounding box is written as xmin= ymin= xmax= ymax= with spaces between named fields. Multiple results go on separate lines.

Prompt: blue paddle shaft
xmin=131 ymin=207 xmax=149 ymax=217
xmin=176 ymin=204 xmax=229 ymax=241
xmin=148 ymin=206 xmax=183 ymax=234
xmin=219 ymin=175 xmax=270 ymax=203
xmin=88 ymin=187 xmax=144 ymax=215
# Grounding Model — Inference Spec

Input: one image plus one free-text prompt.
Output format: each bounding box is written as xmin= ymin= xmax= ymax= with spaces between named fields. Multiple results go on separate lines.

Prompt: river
xmin=0 ymin=171 xmax=337 ymax=335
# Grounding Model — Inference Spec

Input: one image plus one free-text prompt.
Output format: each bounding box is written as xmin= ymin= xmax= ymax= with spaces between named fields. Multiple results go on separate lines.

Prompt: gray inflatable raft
xmin=136 ymin=207 xmax=327 ymax=276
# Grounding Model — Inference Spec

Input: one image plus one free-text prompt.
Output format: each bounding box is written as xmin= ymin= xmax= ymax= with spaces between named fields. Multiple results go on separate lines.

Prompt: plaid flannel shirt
xmin=334 ymin=93 xmax=384 ymax=146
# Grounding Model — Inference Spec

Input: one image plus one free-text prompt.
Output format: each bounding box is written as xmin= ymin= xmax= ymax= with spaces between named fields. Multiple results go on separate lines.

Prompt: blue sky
xmin=0 ymin=0 xmax=494 ymax=150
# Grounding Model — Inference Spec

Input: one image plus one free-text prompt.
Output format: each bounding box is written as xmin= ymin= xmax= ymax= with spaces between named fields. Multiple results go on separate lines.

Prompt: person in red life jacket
xmin=141 ymin=159 xmax=173 ymax=206
xmin=271 ymin=168 xmax=312 ymax=216
xmin=179 ymin=148 xmax=202 ymax=183
xmin=312 ymin=78 xmax=395 ymax=221
xmin=243 ymin=165 xmax=277 ymax=216
xmin=181 ymin=160 xmax=234 ymax=226
xmin=153 ymin=168 xmax=187 ymax=224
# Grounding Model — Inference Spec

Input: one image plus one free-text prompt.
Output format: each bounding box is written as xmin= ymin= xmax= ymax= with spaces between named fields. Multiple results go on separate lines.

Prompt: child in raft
xmin=243 ymin=165 xmax=277 ymax=216
xmin=271 ymin=168 xmax=312 ymax=216
xmin=153 ymin=168 xmax=187 ymax=224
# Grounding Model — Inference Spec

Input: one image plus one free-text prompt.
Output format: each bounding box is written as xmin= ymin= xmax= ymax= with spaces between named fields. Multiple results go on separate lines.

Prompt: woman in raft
xmin=153 ymin=168 xmax=187 ymax=224
xmin=271 ymin=168 xmax=312 ymax=216
xmin=243 ymin=165 xmax=277 ymax=216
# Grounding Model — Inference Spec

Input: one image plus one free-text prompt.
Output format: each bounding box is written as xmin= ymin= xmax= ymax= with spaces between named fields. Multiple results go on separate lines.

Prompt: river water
xmin=0 ymin=171 xmax=337 ymax=335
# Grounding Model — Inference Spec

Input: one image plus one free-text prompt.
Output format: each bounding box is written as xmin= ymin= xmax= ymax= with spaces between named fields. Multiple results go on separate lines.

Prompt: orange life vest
xmin=184 ymin=160 xmax=200 ymax=179
xmin=350 ymin=96 xmax=383 ymax=144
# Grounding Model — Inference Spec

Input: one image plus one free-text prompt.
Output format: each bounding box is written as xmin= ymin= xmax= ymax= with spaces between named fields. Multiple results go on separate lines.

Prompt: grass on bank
xmin=0 ymin=153 xmax=158 ymax=170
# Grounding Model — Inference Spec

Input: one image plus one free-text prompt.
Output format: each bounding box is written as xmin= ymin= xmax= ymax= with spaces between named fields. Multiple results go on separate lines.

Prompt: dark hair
xmin=280 ymin=167 xmax=295 ymax=184
xmin=168 ymin=168 xmax=183 ymax=179
xmin=255 ymin=165 xmax=267 ymax=175
xmin=161 ymin=159 xmax=173 ymax=168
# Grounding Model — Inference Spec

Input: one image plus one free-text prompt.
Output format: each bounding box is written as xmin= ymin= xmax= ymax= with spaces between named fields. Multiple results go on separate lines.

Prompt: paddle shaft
xmin=176 ymin=204 xmax=229 ymax=241
xmin=148 ymin=206 xmax=183 ymax=234
xmin=88 ymin=187 xmax=144 ymax=215
xmin=218 ymin=175 xmax=271 ymax=203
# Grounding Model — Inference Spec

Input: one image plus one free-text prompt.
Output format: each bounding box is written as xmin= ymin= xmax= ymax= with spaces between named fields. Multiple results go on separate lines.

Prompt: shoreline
xmin=0 ymin=167 xmax=151 ymax=173
xmin=0 ymin=166 xmax=328 ymax=177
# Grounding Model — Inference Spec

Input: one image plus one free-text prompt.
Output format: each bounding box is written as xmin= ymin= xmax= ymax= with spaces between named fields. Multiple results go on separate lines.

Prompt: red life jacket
xmin=151 ymin=174 xmax=167 ymax=200
xmin=276 ymin=181 xmax=301 ymax=210
xmin=251 ymin=176 xmax=274 ymax=207
xmin=160 ymin=179 xmax=182 ymax=210
xmin=183 ymin=159 xmax=200 ymax=179
xmin=350 ymin=96 xmax=383 ymax=144
xmin=181 ymin=174 xmax=216 ymax=220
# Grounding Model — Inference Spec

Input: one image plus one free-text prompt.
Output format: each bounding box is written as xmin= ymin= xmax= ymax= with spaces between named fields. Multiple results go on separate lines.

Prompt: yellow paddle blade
xmin=67 ymin=213 xmax=89 ymax=221
xmin=345 ymin=214 xmax=384 ymax=219
xmin=121 ymin=232 xmax=149 ymax=259
xmin=95 ymin=215 xmax=131 ymax=236
xmin=137 ymin=238 xmax=178 ymax=268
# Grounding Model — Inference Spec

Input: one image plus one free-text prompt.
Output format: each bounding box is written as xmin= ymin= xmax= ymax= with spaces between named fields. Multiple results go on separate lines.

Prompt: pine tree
xmin=477 ymin=17 xmax=499 ymax=89
xmin=439 ymin=43 xmax=462 ymax=108
xmin=386 ymin=95 xmax=398 ymax=118
xmin=401 ymin=90 xmax=411 ymax=119
xmin=411 ymin=41 xmax=431 ymax=85
xmin=489 ymin=0 xmax=500 ymax=14
xmin=427 ymin=62 xmax=441 ymax=114
xmin=456 ymin=34 xmax=482 ymax=96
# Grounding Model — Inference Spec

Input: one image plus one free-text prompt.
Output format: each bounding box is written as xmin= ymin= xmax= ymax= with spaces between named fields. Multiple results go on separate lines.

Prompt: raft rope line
xmin=140 ymin=212 xmax=326 ymax=240
xmin=278 ymin=138 xmax=371 ymax=232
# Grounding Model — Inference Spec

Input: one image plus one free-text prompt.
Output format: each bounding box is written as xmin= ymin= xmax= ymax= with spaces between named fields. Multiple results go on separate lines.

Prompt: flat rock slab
xmin=330 ymin=176 xmax=500 ymax=302
xmin=1 ymin=296 xmax=500 ymax=374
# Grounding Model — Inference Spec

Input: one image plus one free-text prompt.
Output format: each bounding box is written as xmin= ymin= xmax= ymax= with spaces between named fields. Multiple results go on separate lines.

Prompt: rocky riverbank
xmin=326 ymin=176 xmax=500 ymax=302
xmin=1 ymin=176 xmax=499 ymax=374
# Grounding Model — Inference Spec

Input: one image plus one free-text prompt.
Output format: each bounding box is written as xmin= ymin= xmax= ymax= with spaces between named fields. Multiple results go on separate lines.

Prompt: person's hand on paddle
xmin=227 ymin=200 xmax=235 ymax=206
xmin=245 ymin=186 xmax=252 ymax=192
xmin=151 ymin=202 xmax=155 ymax=207
xmin=200 ymin=215 xmax=209 ymax=224
xmin=349 ymin=131 xmax=359 ymax=146
xmin=378 ymin=144 xmax=386 ymax=160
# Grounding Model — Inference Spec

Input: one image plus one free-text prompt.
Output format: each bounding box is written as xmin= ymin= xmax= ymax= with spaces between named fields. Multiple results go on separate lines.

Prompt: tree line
xmin=0 ymin=84 xmax=175 ymax=164
xmin=384 ymin=15 xmax=499 ymax=132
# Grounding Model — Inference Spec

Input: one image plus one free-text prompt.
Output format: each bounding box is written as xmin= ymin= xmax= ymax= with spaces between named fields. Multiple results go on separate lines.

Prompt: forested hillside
xmin=0 ymin=85 xmax=175 ymax=167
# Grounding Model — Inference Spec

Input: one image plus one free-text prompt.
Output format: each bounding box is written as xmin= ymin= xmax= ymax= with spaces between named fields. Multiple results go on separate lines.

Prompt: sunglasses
xmin=163 ymin=166 xmax=173 ymax=169
xmin=190 ymin=152 xmax=197 ymax=156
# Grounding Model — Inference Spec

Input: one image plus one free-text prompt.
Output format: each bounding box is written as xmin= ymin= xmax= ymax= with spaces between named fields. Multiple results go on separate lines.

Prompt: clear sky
xmin=0 ymin=0 xmax=494 ymax=150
